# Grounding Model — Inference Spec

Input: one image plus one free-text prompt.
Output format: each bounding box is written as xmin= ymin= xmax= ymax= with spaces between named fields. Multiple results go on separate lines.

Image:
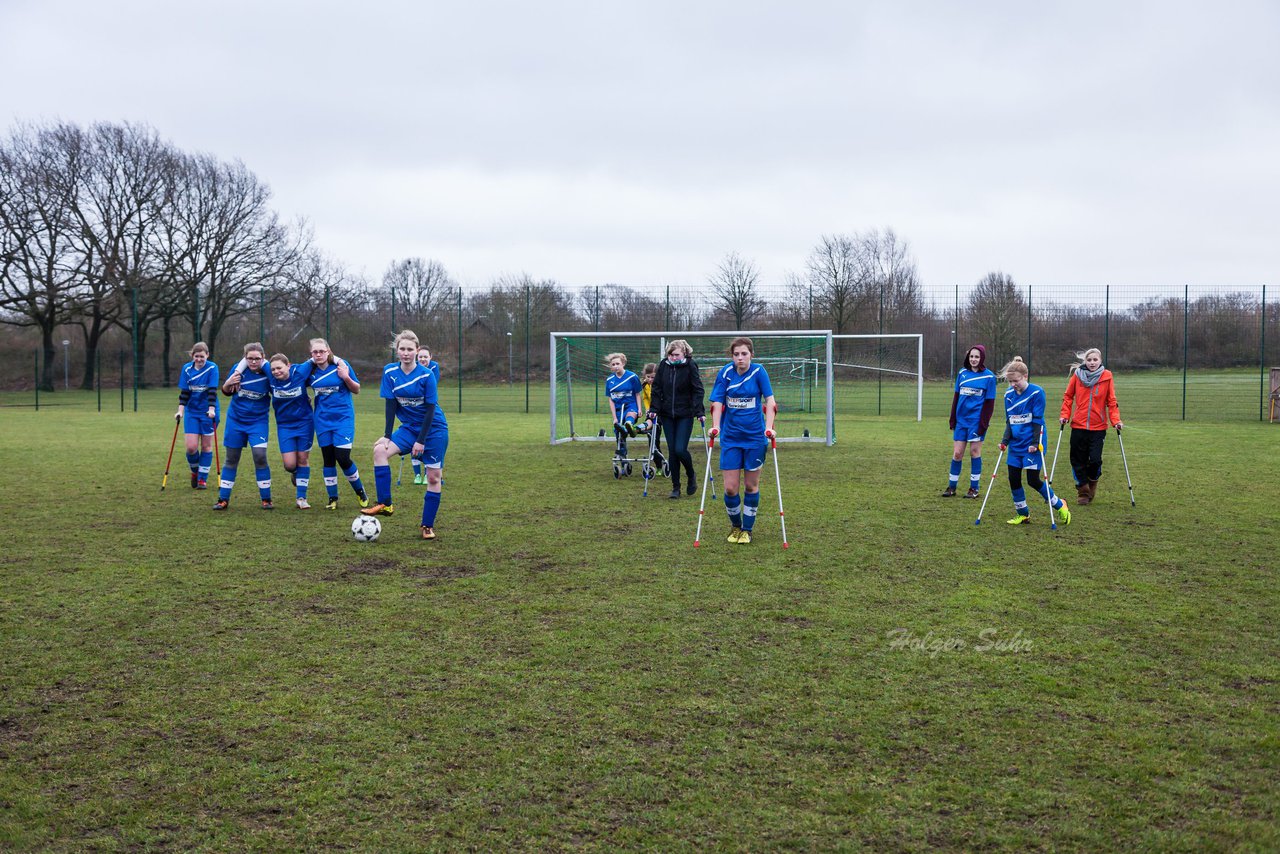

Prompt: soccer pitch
xmin=1 ymin=392 xmax=1276 ymax=849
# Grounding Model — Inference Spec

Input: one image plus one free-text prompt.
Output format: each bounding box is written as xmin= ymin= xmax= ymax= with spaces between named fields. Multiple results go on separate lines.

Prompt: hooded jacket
xmin=650 ymin=357 xmax=706 ymax=420
xmin=949 ymin=344 xmax=996 ymax=435
xmin=1059 ymin=368 xmax=1121 ymax=430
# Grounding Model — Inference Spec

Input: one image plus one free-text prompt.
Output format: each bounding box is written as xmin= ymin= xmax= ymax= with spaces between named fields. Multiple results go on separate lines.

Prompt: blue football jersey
xmin=179 ymin=360 xmax=221 ymax=417
xmin=227 ymin=367 xmax=271 ymax=423
xmin=308 ymin=359 xmax=359 ymax=433
xmin=710 ymin=363 xmax=774 ymax=445
xmin=268 ymin=363 xmax=315 ymax=426
xmin=954 ymin=368 xmax=996 ymax=426
xmin=380 ymin=363 xmax=447 ymax=433
xmin=605 ymin=370 xmax=641 ymax=416
xmin=1004 ymin=382 xmax=1047 ymax=450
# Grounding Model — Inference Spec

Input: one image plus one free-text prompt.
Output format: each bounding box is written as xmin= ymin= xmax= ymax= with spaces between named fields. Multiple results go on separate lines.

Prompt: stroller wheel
xmin=624 ymin=462 xmax=633 ymax=476
xmin=613 ymin=463 xmax=621 ymax=479
xmin=642 ymin=463 xmax=653 ymax=479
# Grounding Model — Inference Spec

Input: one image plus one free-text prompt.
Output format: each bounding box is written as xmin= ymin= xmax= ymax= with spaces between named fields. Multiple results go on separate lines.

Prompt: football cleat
xmin=1056 ymin=502 xmax=1072 ymax=526
xmin=413 ymin=473 xmax=424 ymax=485
xmin=361 ymin=503 xmax=394 ymax=516
xmin=191 ymin=472 xmax=199 ymax=489
xmin=295 ymin=498 xmax=311 ymax=510
xmin=261 ymin=500 xmax=274 ymax=510
xmin=1006 ymin=514 xmax=1032 ymax=525
xmin=420 ymin=526 xmax=436 ymax=540
xmin=326 ymin=497 xmax=339 ymax=511
xmin=196 ymin=480 xmax=208 ymax=490
xmin=940 ymin=486 xmax=957 ymax=497
xmin=965 ymin=487 xmax=980 ymax=499
xmin=736 ymin=530 xmax=752 ymax=545
xmin=356 ymin=490 xmax=370 ymax=509
xmin=212 ymin=499 xmax=229 ymax=511
xmin=727 ymin=527 xmax=743 ymax=543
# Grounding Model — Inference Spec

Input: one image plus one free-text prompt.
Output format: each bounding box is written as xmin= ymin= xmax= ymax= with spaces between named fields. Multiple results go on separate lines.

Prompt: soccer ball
xmin=351 ymin=515 xmax=381 ymax=542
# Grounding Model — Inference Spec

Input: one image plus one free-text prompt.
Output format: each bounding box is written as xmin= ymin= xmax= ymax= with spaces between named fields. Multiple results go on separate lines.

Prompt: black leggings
xmin=661 ymin=417 xmax=695 ymax=485
xmin=319 ymin=445 xmax=355 ymax=470
xmin=223 ymin=445 xmax=268 ymax=469
xmin=1069 ymin=428 xmax=1106 ymax=483
xmin=1007 ymin=465 xmax=1046 ymax=492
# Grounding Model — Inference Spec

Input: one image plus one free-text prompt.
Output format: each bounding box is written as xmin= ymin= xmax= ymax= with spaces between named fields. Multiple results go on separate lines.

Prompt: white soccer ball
xmin=351 ymin=515 xmax=381 ymax=542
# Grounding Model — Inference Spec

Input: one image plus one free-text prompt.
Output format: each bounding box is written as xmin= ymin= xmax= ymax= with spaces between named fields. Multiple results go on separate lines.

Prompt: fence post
xmin=665 ymin=285 xmax=670 ymax=331
xmin=132 ymin=287 xmax=139 ymax=412
xmin=1104 ymin=285 xmax=1110 ymax=366
xmin=594 ymin=286 xmax=600 ymax=414
xmin=1182 ymin=285 xmax=1189 ymax=421
xmin=457 ymin=287 xmax=463 ymax=413
xmin=877 ymin=282 xmax=884 ymax=415
xmin=951 ymin=284 xmax=958 ymax=378
xmin=1260 ymin=284 xmax=1267 ymax=422
xmin=525 ymin=283 xmax=531 ymax=413
xmin=1026 ymin=284 xmax=1033 ymax=373
xmin=325 ymin=284 xmax=331 ymax=342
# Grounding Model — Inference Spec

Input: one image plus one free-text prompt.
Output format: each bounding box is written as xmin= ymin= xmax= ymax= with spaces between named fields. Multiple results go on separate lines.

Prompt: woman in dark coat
xmin=647 ymin=339 xmax=706 ymax=498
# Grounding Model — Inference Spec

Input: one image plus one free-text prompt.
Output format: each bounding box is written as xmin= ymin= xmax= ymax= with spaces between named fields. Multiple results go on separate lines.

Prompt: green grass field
xmin=1 ymin=390 xmax=1277 ymax=850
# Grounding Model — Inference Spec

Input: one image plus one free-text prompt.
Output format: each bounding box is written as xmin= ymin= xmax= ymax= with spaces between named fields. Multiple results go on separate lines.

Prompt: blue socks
xmin=421 ymin=490 xmax=441 ymax=527
xmin=255 ymin=468 xmax=271 ymax=501
xmin=742 ymin=492 xmax=760 ymax=532
xmin=1011 ymin=487 xmax=1029 ymax=516
xmin=323 ymin=466 xmax=339 ymax=499
xmin=725 ymin=494 xmax=742 ymax=528
xmin=343 ymin=462 xmax=365 ymax=497
xmin=374 ymin=465 xmax=392 ymax=505
xmin=948 ymin=459 xmax=961 ymax=487
xmin=218 ymin=465 xmax=235 ymax=501
xmin=971 ymin=457 xmax=982 ymax=488
xmin=296 ymin=465 xmax=309 ymax=500
xmin=198 ymin=451 xmax=212 ymax=481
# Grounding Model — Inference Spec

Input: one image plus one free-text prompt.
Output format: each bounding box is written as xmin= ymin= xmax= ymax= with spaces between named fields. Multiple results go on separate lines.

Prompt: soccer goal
xmin=831 ymin=333 xmax=924 ymax=422
xmin=550 ymin=330 xmax=835 ymax=445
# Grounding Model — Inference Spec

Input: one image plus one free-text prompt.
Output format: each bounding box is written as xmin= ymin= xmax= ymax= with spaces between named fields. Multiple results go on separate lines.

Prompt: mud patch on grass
xmin=401 ymin=564 xmax=479 ymax=584
xmin=322 ymin=557 xmax=398 ymax=581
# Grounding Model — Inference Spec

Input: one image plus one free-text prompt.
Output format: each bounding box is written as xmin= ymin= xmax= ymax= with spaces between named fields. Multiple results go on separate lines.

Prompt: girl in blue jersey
xmin=997 ymin=356 xmax=1071 ymax=527
xmin=942 ymin=344 xmax=997 ymax=498
xmin=708 ymin=337 xmax=776 ymax=545
xmin=215 ymin=342 xmax=274 ymax=510
xmin=267 ymin=354 xmax=317 ymax=509
xmin=410 ymin=347 xmax=442 ymax=485
xmin=306 ymin=338 xmax=367 ymax=511
xmin=174 ymin=341 xmax=220 ymax=489
xmin=605 ymin=353 xmax=642 ymax=458
xmin=362 ymin=331 xmax=450 ymax=541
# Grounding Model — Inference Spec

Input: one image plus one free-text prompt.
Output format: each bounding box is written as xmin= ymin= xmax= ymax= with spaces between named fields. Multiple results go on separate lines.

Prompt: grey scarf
xmin=1075 ymin=365 xmax=1104 ymax=388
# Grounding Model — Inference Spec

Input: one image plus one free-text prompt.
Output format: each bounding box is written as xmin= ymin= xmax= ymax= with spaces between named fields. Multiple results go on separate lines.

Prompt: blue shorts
xmin=276 ymin=422 xmax=314 ymax=454
xmin=389 ymin=425 xmax=448 ymax=468
xmin=613 ymin=407 xmax=638 ymax=425
xmin=1007 ymin=447 xmax=1043 ymax=470
xmin=223 ymin=415 xmax=269 ymax=449
xmin=953 ymin=425 xmax=986 ymax=443
xmin=719 ymin=442 xmax=766 ymax=472
xmin=184 ymin=410 xmax=216 ymax=437
xmin=315 ymin=426 xmax=355 ymax=449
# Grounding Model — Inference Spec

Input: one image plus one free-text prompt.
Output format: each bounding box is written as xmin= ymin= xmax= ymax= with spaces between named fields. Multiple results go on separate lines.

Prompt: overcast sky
xmin=3 ymin=0 xmax=1278 ymax=296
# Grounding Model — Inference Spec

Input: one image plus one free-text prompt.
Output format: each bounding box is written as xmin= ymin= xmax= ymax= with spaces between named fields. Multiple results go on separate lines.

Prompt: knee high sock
xmin=186 ymin=451 xmax=200 ymax=473
xmin=742 ymin=492 xmax=760 ymax=531
xmin=1011 ymin=486 xmax=1028 ymax=515
xmin=323 ymin=466 xmax=339 ymax=499
xmin=970 ymin=456 xmax=982 ymax=488
xmin=421 ymin=489 xmax=442 ymax=527
xmin=374 ymin=465 xmax=392 ymax=505
xmin=724 ymin=493 xmax=742 ymax=528
xmin=296 ymin=465 xmax=309 ymax=500
xmin=255 ymin=468 xmax=272 ymax=500
xmin=343 ymin=462 xmax=365 ymax=496
xmin=949 ymin=459 xmax=961 ymax=487
xmin=198 ymin=451 xmax=213 ymax=479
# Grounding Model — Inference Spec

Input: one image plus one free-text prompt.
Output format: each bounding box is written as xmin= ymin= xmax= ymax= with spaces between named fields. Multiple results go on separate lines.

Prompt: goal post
xmin=831 ymin=333 xmax=924 ymax=422
xmin=551 ymin=330 xmax=836 ymax=445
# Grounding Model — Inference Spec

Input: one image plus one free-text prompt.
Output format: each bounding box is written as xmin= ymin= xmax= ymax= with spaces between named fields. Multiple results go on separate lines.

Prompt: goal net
xmin=550 ymin=331 xmax=835 ymax=444
xmin=831 ymin=334 xmax=924 ymax=422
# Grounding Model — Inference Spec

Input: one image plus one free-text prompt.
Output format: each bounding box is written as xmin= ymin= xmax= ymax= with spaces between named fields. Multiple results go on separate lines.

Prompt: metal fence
xmin=3 ymin=283 xmax=1276 ymax=422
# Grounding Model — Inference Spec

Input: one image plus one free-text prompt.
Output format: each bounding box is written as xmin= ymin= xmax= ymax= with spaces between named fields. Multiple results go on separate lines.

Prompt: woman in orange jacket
xmin=1058 ymin=347 xmax=1123 ymax=505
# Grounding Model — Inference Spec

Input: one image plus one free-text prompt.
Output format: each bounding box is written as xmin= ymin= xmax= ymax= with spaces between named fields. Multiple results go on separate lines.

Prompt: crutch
xmin=1115 ymin=425 xmax=1136 ymax=506
xmin=769 ymin=433 xmax=789 ymax=549
xmin=1048 ymin=422 xmax=1064 ymax=484
xmin=396 ymin=453 xmax=405 ymax=486
xmin=693 ymin=433 xmax=716 ymax=547
xmin=161 ymin=418 xmax=180 ymax=490
xmin=974 ymin=447 xmax=1005 ymax=525
xmin=698 ymin=417 xmax=717 ymax=499
xmin=1037 ymin=443 xmax=1064 ymax=531
xmin=213 ymin=423 xmax=221 ymax=473
xmin=641 ymin=415 xmax=661 ymax=497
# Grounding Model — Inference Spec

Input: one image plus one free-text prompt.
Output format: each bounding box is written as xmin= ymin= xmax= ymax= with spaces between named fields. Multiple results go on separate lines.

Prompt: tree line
xmin=3 ymin=120 xmax=1273 ymax=391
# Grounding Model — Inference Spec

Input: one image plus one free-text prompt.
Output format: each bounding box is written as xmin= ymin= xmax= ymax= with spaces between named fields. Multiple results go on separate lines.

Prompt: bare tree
xmin=0 ymin=124 xmax=90 ymax=390
xmin=862 ymin=228 xmax=925 ymax=331
xmin=967 ymin=272 xmax=1027 ymax=368
xmin=805 ymin=233 xmax=875 ymax=337
xmin=383 ymin=257 xmax=455 ymax=323
xmin=708 ymin=251 xmax=765 ymax=329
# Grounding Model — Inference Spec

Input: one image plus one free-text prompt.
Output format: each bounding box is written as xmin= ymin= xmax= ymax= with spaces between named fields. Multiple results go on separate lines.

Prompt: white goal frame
xmin=831 ymin=333 xmax=924 ymax=422
xmin=550 ymin=330 xmax=836 ymax=445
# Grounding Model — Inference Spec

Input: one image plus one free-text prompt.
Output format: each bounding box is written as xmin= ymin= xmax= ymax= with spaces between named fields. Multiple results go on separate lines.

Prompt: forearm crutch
xmin=1048 ymin=423 xmax=1064 ymax=484
xmin=1115 ymin=426 xmax=1136 ymax=506
xmin=974 ymin=447 xmax=1005 ymax=526
xmin=161 ymin=419 xmax=180 ymax=491
xmin=770 ymin=435 xmax=789 ymax=549
xmin=1038 ymin=444 xmax=1063 ymax=531
xmin=698 ymin=417 xmax=717 ymax=499
xmin=693 ymin=435 xmax=716 ymax=547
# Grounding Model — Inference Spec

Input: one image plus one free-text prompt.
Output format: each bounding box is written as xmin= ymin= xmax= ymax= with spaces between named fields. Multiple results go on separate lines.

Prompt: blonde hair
xmin=269 ymin=353 xmax=290 ymax=367
xmin=729 ymin=336 xmax=754 ymax=356
xmin=242 ymin=342 xmax=265 ymax=358
xmin=1068 ymin=348 xmax=1102 ymax=373
xmin=605 ymin=352 xmax=627 ymax=368
xmin=392 ymin=329 xmax=419 ymax=351
xmin=999 ymin=356 xmax=1028 ymax=381
xmin=309 ymin=338 xmax=337 ymax=366
xmin=665 ymin=339 xmax=693 ymax=359
xmin=190 ymin=341 xmax=209 ymax=357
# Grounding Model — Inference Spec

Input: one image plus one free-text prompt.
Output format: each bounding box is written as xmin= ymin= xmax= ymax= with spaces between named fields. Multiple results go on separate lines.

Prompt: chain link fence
xmin=4 ymin=283 xmax=1276 ymax=422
